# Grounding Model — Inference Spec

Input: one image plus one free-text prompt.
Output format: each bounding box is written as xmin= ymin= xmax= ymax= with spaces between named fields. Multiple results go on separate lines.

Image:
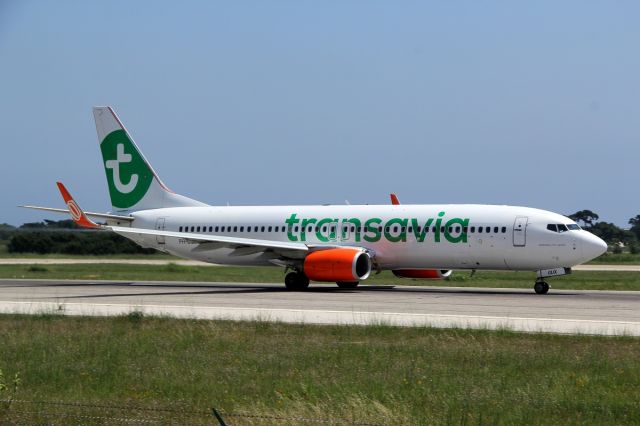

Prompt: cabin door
xmin=513 ymin=216 xmax=528 ymax=247
xmin=155 ymin=218 xmax=166 ymax=245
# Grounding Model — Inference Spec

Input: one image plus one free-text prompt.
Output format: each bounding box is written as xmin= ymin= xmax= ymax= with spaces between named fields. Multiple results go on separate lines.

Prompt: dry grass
xmin=1 ymin=315 xmax=639 ymax=424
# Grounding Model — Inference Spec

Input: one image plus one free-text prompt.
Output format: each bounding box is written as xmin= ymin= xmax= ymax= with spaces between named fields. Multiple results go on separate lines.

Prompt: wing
xmin=44 ymin=182 xmax=320 ymax=261
xmin=110 ymin=225 xmax=309 ymax=254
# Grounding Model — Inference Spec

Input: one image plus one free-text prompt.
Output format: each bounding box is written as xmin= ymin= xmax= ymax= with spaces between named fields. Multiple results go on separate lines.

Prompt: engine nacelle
xmin=304 ymin=248 xmax=372 ymax=282
xmin=392 ymin=269 xmax=452 ymax=279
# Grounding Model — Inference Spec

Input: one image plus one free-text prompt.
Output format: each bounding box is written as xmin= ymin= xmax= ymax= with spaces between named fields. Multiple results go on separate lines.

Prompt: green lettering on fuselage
xmin=285 ymin=212 xmax=470 ymax=244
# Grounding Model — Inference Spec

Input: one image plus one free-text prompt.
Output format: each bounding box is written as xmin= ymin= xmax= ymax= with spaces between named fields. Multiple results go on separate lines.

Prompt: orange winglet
xmin=56 ymin=182 xmax=101 ymax=229
xmin=390 ymin=193 xmax=400 ymax=205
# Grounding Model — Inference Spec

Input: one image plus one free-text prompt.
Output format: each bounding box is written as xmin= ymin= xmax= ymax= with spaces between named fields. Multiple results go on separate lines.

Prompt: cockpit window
xmin=548 ymin=223 xmax=579 ymax=233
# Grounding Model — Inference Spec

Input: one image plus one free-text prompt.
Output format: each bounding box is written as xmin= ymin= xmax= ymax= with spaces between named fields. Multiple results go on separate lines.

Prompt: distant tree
xmin=0 ymin=223 xmax=16 ymax=240
xmin=629 ymin=215 xmax=640 ymax=241
xmin=589 ymin=221 xmax=636 ymax=246
xmin=568 ymin=210 xmax=599 ymax=229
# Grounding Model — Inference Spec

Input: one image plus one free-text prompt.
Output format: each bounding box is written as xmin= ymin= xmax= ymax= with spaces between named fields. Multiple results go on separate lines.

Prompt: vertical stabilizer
xmin=93 ymin=106 xmax=207 ymax=213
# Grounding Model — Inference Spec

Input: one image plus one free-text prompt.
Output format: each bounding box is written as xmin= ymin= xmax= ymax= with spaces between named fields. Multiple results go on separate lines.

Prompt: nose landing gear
xmin=534 ymin=280 xmax=550 ymax=295
xmin=534 ymin=267 xmax=570 ymax=295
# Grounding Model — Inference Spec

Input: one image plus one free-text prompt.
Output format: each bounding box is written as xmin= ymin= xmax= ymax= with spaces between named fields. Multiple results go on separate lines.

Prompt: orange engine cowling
xmin=304 ymin=248 xmax=372 ymax=282
xmin=392 ymin=269 xmax=452 ymax=279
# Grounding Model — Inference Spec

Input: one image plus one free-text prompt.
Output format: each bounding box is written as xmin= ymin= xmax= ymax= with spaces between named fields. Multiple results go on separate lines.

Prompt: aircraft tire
xmin=534 ymin=281 xmax=550 ymax=295
xmin=336 ymin=281 xmax=359 ymax=289
xmin=285 ymin=272 xmax=309 ymax=291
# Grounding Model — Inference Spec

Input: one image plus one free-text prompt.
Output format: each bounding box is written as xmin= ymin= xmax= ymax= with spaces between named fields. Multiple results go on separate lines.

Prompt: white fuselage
xmin=114 ymin=204 xmax=606 ymax=272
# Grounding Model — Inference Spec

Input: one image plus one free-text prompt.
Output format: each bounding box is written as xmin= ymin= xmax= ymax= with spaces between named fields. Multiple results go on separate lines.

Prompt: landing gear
xmin=336 ymin=281 xmax=359 ymax=289
xmin=534 ymin=281 xmax=550 ymax=295
xmin=284 ymin=272 xmax=309 ymax=291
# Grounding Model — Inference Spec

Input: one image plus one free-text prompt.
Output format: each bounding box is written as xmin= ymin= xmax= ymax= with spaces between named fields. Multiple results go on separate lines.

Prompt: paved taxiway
xmin=1 ymin=258 xmax=639 ymax=271
xmin=1 ymin=279 xmax=640 ymax=336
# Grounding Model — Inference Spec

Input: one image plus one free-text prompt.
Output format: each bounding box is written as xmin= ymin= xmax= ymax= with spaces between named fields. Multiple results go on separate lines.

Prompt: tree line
xmin=0 ymin=220 xmax=155 ymax=255
xmin=1 ymin=211 xmax=639 ymax=255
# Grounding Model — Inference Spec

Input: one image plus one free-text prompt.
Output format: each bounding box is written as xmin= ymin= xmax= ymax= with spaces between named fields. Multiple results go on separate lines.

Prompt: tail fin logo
xmin=66 ymin=200 xmax=82 ymax=221
xmin=106 ymin=144 xmax=139 ymax=194
xmin=100 ymin=130 xmax=153 ymax=209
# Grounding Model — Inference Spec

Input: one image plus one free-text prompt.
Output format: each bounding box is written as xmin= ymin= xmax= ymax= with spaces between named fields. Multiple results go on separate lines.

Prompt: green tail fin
xmin=93 ymin=106 xmax=206 ymax=213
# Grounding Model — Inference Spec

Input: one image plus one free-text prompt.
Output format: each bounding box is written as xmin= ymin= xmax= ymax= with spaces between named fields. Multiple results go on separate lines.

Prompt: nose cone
xmin=581 ymin=232 xmax=608 ymax=262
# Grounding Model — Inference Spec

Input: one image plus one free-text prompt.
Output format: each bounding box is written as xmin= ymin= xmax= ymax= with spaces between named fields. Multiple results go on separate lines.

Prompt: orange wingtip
xmin=56 ymin=182 xmax=100 ymax=229
xmin=390 ymin=193 xmax=400 ymax=205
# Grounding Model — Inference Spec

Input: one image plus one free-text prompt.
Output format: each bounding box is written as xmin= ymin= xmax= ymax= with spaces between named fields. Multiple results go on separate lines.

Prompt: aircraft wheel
xmin=534 ymin=281 xmax=550 ymax=295
xmin=285 ymin=272 xmax=309 ymax=291
xmin=336 ymin=281 xmax=359 ymax=289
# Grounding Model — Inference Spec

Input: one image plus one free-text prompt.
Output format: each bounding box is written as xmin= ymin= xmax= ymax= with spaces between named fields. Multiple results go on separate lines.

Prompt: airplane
xmin=22 ymin=106 xmax=608 ymax=294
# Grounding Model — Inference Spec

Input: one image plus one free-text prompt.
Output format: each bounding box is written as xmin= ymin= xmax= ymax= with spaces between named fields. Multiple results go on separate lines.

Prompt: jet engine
xmin=304 ymin=248 xmax=372 ymax=282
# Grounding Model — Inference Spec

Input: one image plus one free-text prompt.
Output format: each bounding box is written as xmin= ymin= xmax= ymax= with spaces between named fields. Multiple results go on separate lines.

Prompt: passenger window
xmin=393 ymin=226 xmax=398 ymax=233
xmin=179 ymin=226 xmax=183 ymax=232
xmin=408 ymin=226 xmax=413 ymax=233
xmin=463 ymin=226 xmax=468 ymax=233
xmin=214 ymin=226 xmax=218 ymax=232
xmin=268 ymin=226 xmax=273 ymax=232
xmin=440 ymin=226 xmax=445 ymax=233
xmin=547 ymin=224 xmax=558 ymax=232
xmin=494 ymin=227 xmax=498 ymax=233
xmin=455 ymin=226 xmax=461 ymax=233
xmin=239 ymin=226 xmax=243 ymax=232
xmin=448 ymin=227 xmax=453 ymax=233
xmin=260 ymin=226 xmax=265 ymax=232
xmin=501 ymin=227 xmax=506 ymax=233
xmin=196 ymin=226 xmax=200 ymax=232
xmin=208 ymin=226 xmax=212 ymax=232
xmin=470 ymin=226 xmax=475 ymax=233
xmin=478 ymin=227 xmax=483 ymax=234
xmin=485 ymin=227 xmax=490 ymax=233
xmin=322 ymin=226 xmax=327 ymax=232
xmin=294 ymin=226 xmax=298 ymax=232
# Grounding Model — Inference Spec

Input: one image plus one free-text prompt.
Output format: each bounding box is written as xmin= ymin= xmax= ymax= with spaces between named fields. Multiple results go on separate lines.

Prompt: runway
xmin=1 ymin=279 xmax=640 ymax=336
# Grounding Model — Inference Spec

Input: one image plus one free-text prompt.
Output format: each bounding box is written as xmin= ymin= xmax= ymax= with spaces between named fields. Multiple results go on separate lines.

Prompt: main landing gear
xmin=283 ymin=272 xmax=360 ymax=290
xmin=284 ymin=271 xmax=309 ymax=291
xmin=534 ymin=280 xmax=550 ymax=295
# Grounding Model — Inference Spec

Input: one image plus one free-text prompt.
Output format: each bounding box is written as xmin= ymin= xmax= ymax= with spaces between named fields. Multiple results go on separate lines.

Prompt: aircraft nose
xmin=581 ymin=232 xmax=608 ymax=262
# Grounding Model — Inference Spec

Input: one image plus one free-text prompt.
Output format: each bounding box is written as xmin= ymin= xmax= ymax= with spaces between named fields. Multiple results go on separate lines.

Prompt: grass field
xmin=0 ymin=315 xmax=639 ymax=425
xmin=1 ymin=263 xmax=639 ymax=291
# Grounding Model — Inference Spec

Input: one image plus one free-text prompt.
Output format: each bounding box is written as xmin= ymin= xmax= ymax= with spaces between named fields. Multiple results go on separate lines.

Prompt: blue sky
xmin=1 ymin=1 xmax=638 ymax=227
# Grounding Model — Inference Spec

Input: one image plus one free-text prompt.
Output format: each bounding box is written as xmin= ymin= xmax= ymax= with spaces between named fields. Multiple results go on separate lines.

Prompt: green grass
xmin=0 ymin=263 xmax=639 ymax=291
xmin=0 ymin=315 xmax=639 ymax=424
